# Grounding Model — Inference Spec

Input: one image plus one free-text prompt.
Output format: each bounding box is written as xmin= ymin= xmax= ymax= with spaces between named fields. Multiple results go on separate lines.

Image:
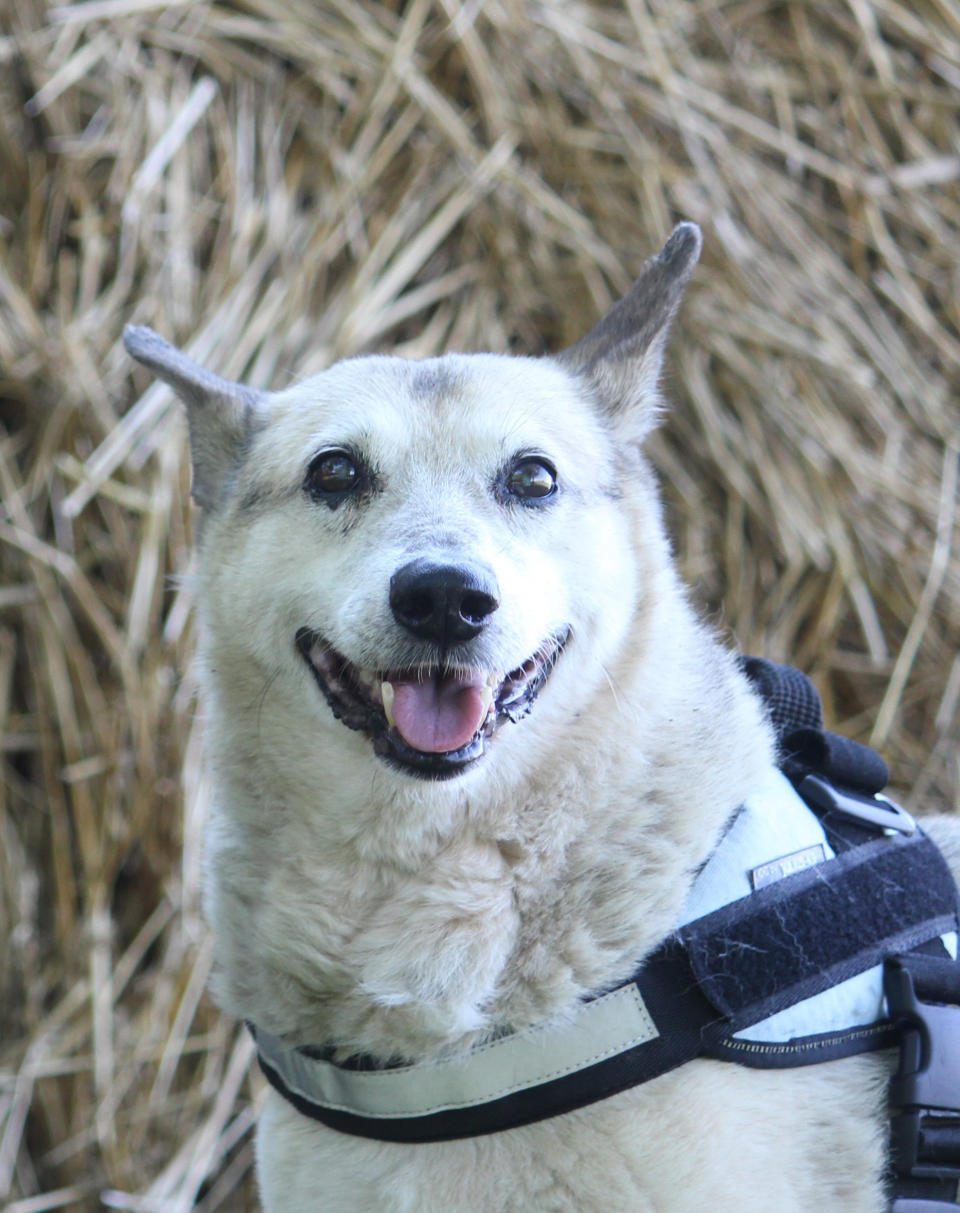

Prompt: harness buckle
xmin=885 ymin=956 xmax=960 ymax=1184
xmin=798 ymin=773 xmax=916 ymax=836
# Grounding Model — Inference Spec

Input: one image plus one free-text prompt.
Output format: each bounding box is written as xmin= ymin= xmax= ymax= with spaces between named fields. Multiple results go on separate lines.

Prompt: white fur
xmin=125 ymin=232 xmax=960 ymax=1209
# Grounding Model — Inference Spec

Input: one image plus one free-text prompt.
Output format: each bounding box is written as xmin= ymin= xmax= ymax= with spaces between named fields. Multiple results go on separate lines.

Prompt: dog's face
xmin=198 ymin=354 xmax=640 ymax=782
xmin=125 ymin=224 xmax=701 ymax=794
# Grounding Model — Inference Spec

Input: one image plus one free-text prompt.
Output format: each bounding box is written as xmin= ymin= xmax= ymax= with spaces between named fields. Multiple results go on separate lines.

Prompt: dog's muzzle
xmin=294 ymin=625 xmax=569 ymax=779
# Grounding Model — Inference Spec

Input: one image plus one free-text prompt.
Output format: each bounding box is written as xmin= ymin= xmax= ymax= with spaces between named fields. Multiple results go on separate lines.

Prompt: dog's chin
xmin=294 ymin=628 xmax=570 ymax=780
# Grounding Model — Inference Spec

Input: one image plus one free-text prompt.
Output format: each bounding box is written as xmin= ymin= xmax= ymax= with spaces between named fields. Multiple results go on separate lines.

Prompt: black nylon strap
xmin=783 ymin=726 xmax=890 ymax=797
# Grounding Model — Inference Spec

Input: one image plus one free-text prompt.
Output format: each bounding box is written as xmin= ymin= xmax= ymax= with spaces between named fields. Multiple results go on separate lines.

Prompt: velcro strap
xmin=679 ymin=833 xmax=959 ymax=1031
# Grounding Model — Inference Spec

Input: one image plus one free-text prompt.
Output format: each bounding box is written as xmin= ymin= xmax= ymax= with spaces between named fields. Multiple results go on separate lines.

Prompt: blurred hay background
xmin=1 ymin=0 xmax=958 ymax=1208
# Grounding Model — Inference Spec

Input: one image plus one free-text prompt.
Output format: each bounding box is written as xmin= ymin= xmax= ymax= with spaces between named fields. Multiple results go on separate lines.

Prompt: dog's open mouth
xmin=295 ymin=628 xmax=569 ymax=778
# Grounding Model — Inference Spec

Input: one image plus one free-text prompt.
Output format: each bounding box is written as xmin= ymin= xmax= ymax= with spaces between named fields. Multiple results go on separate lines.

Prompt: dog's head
xmin=125 ymin=225 xmax=701 ymax=791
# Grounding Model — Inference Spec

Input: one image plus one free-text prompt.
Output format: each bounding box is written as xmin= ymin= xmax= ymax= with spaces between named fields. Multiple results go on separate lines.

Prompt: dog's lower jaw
xmin=295 ymin=627 xmax=570 ymax=779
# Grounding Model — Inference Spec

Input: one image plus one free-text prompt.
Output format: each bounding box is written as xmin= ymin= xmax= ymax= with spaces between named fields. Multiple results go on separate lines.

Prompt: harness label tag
xmin=750 ymin=843 xmax=828 ymax=890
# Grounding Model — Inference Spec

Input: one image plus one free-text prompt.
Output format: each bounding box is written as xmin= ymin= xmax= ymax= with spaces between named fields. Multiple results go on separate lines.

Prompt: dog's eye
xmin=506 ymin=458 xmax=557 ymax=501
xmin=305 ymin=450 xmax=360 ymax=500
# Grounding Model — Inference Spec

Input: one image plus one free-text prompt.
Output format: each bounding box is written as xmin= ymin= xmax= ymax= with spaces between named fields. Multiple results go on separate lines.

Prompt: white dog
xmin=125 ymin=225 xmax=960 ymax=1212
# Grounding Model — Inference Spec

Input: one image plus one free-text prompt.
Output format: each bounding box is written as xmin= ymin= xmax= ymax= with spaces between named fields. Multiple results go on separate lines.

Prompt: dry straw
xmin=1 ymin=0 xmax=959 ymax=1207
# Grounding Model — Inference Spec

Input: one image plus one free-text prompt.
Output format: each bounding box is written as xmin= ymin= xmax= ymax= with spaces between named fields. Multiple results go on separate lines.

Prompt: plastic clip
xmin=885 ymin=957 xmax=960 ymax=1183
xmin=799 ymin=774 xmax=916 ymax=836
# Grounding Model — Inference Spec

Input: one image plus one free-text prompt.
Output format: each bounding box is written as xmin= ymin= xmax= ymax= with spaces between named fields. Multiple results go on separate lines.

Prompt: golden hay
xmin=1 ymin=1 xmax=958 ymax=1208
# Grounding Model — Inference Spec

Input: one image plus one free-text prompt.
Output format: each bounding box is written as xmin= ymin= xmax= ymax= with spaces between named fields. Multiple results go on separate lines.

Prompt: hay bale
xmin=1 ymin=1 xmax=957 ymax=1206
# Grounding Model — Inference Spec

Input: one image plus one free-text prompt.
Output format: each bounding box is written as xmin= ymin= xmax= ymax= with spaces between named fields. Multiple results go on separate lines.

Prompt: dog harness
xmin=251 ymin=659 xmax=960 ymax=1210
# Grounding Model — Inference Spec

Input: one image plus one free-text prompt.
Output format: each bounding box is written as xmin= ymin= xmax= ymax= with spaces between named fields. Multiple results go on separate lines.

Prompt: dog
xmin=125 ymin=224 xmax=960 ymax=1211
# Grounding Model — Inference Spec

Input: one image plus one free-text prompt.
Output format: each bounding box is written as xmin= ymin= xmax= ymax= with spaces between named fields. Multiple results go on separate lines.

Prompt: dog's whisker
xmin=599 ymin=662 xmax=623 ymax=713
xmin=255 ymin=667 xmax=284 ymax=739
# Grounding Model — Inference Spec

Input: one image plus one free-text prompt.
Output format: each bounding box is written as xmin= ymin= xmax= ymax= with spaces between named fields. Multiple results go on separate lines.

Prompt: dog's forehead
xmin=265 ymin=352 xmax=607 ymax=466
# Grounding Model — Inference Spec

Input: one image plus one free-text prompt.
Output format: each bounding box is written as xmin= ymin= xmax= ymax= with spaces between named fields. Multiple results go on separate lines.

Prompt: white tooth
xmin=480 ymin=685 xmax=494 ymax=716
xmin=381 ymin=681 xmax=395 ymax=728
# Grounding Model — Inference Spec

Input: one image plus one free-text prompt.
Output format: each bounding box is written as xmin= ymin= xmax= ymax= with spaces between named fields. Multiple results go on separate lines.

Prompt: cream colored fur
xmin=125 ymin=225 xmax=960 ymax=1211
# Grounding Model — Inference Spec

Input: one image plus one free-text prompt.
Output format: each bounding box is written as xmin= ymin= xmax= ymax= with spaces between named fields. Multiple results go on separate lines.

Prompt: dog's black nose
xmin=389 ymin=560 xmax=500 ymax=646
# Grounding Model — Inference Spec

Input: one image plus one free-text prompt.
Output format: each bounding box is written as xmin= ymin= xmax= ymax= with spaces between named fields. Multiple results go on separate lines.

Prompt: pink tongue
xmin=390 ymin=674 xmax=488 ymax=754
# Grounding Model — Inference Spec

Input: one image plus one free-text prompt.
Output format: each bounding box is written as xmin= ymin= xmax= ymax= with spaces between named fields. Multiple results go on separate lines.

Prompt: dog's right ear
xmin=123 ymin=326 xmax=265 ymax=509
xmin=557 ymin=222 xmax=702 ymax=442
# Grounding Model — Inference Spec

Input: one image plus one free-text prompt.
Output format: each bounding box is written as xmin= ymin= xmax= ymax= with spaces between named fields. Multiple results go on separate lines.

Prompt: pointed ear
xmin=557 ymin=222 xmax=702 ymax=440
xmin=123 ymin=326 xmax=266 ymax=509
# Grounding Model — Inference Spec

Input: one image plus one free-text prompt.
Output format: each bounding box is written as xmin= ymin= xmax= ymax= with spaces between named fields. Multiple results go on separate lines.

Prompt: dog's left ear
xmin=557 ymin=222 xmax=702 ymax=440
xmin=123 ymin=326 xmax=266 ymax=510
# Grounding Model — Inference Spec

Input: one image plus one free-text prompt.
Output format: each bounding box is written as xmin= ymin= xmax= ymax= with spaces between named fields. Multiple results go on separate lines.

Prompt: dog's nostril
xmin=460 ymin=590 xmax=498 ymax=625
xmin=405 ymin=591 xmax=437 ymax=627
xmin=390 ymin=560 xmax=500 ymax=646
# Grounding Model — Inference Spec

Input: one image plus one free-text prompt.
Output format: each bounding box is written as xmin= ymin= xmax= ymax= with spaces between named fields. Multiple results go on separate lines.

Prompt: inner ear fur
xmin=124 ymin=325 xmax=265 ymax=509
xmin=556 ymin=222 xmax=702 ymax=437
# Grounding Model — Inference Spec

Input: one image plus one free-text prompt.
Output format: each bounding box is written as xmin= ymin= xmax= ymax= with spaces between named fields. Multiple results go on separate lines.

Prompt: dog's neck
xmin=199 ymin=575 xmax=774 ymax=1063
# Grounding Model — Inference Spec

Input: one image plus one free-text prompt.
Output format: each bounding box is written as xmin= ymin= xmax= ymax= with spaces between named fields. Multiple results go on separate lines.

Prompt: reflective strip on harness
xmin=255 ymin=982 xmax=658 ymax=1122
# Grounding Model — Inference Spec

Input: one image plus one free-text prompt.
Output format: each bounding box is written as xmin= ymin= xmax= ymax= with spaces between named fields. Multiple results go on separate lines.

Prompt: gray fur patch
xmin=411 ymin=360 xmax=462 ymax=403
